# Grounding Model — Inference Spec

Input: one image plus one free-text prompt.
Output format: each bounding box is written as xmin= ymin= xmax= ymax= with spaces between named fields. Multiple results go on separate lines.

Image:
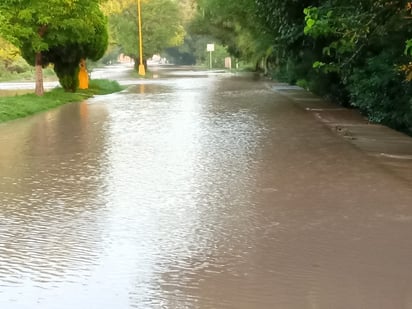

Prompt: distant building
xmin=118 ymin=54 xmax=133 ymax=63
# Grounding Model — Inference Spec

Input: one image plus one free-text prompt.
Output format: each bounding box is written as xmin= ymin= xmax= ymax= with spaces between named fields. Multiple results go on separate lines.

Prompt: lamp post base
xmin=139 ymin=64 xmax=146 ymax=76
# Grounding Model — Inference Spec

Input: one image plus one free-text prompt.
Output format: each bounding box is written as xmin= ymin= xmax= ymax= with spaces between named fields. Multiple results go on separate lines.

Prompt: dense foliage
xmin=303 ymin=0 xmax=412 ymax=133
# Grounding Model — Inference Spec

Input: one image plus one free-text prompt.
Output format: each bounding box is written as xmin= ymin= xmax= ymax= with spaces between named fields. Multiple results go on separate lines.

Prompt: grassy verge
xmin=0 ymin=79 xmax=124 ymax=124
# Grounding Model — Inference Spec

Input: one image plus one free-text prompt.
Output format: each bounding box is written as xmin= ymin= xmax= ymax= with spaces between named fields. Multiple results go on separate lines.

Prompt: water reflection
xmin=0 ymin=102 xmax=111 ymax=306
xmin=1 ymin=70 xmax=412 ymax=308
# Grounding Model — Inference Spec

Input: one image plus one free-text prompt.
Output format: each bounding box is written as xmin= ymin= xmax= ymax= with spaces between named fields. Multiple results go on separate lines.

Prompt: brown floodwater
xmin=0 ymin=66 xmax=412 ymax=309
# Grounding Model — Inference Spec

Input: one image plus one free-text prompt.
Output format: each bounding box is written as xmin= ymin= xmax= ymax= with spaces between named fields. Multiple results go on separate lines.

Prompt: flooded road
xmin=1 ymin=66 xmax=412 ymax=309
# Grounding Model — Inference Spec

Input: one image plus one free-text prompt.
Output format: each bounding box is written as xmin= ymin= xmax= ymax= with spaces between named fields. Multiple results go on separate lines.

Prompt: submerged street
xmin=0 ymin=65 xmax=412 ymax=308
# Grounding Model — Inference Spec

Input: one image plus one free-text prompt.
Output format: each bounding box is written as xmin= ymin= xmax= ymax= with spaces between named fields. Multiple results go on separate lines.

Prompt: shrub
xmin=348 ymin=51 xmax=412 ymax=134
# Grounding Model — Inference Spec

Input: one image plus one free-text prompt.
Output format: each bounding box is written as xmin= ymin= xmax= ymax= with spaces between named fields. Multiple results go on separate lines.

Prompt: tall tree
xmin=0 ymin=0 xmax=108 ymax=95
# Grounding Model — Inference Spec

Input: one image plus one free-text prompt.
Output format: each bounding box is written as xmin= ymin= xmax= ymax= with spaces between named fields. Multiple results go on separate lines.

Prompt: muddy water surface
xmin=1 ymin=67 xmax=412 ymax=308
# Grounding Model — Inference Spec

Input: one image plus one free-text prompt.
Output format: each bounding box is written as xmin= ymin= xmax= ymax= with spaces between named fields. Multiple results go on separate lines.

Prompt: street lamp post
xmin=137 ymin=0 xmax=145 ymax=76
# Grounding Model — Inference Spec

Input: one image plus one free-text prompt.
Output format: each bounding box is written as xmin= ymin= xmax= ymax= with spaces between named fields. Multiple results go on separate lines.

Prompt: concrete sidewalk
xmin=271 ymin=83 xmax=412 ymax=184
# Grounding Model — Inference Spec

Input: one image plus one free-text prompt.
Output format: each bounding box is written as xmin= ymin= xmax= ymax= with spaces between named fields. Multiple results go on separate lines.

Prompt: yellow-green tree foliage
xmin=0 ymin=37 xmax=20 ymax=69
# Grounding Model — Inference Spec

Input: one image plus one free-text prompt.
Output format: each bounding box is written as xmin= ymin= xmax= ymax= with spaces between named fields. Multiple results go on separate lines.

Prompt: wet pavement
xmin=0 ymin=65 xmax=412 ymax=308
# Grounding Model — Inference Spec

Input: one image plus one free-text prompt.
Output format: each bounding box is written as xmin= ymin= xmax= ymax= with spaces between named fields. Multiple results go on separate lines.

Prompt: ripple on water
xmin=1 ymin=72 xmax=412 ymax=309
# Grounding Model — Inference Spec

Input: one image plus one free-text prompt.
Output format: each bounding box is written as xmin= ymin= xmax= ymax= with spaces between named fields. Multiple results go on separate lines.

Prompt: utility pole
xmin=137 ymin=0 xmax=145 ymax=76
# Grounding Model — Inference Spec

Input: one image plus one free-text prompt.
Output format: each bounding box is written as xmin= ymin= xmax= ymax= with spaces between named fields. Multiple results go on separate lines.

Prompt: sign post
xmin=207 ymin=44 xmax=214 ymax=69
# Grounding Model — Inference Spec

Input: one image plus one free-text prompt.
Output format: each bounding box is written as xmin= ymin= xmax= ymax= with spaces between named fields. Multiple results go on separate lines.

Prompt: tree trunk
xmin=35 ymin=52 xmax=44 ymax=96
xmin=263 ymin=55 xmax=269 ymax=76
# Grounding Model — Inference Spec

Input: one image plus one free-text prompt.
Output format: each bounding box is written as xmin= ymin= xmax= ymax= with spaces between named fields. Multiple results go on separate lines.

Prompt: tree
xmin=0 ymin=0 xmax=108 ymax=95
xmin=109 ymin=0 xmax=185 ymax=67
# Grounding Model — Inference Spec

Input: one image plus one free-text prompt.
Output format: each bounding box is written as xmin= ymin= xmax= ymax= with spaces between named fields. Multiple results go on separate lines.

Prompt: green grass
xmin=0 ymin=79 xmax=124 ymax=123
xmin=88 ymin=79 xmax=124 ymax=94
